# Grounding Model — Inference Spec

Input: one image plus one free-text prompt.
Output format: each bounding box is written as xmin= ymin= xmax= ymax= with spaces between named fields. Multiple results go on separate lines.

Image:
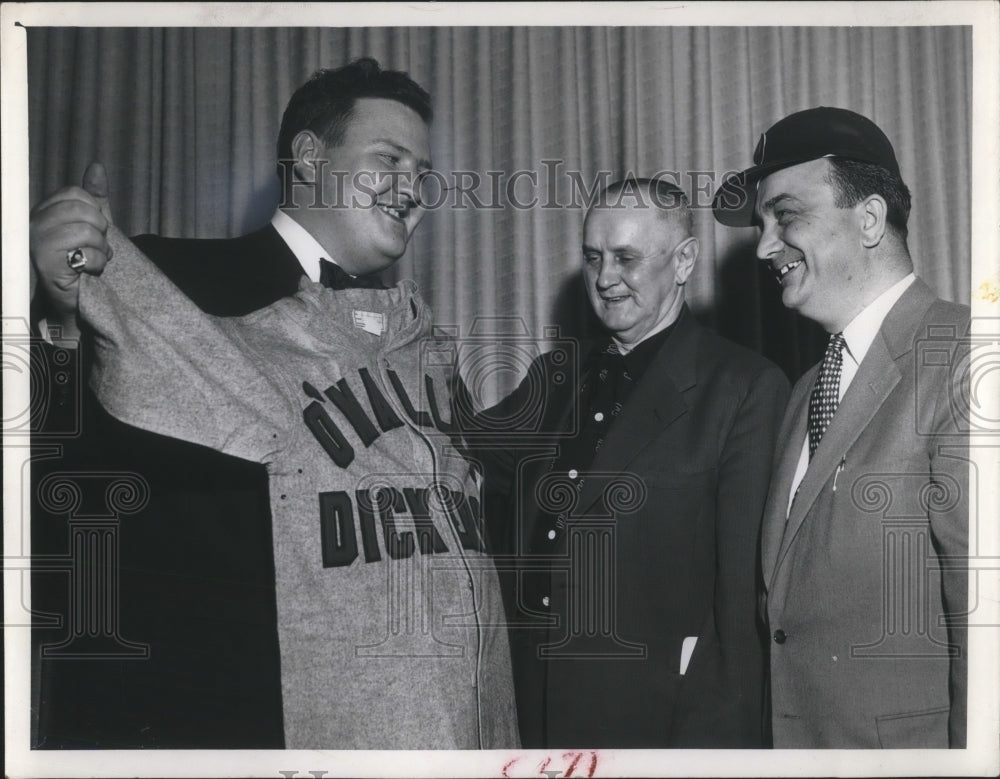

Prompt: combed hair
xmin=826 ymin=158 xmax=911 ymax=237
xmin=276 ymin=57 xmax=432 ymax=168
xmin=595 ymin=177 xmax=693 ymax=236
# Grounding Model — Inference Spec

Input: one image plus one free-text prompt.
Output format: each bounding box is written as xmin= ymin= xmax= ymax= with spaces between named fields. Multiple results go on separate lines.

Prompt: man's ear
xmin=673 ymin=236 xmax=699 ymax=286
xmin=858 ymin=194 xmax=888 ymax=248
xmin=290 ymin=130 xmax=325 ymax=184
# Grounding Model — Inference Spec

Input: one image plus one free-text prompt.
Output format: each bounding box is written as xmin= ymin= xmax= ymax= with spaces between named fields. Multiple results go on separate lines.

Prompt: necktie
xmin=807 ymin=332 xmax=846 ymax=459
xmin=319 ymin=258 xmax=385 ymax=290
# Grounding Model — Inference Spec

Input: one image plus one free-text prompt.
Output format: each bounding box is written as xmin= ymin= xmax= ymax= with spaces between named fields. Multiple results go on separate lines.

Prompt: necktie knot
xmin=319 ymin=258 xmax=385 ymax=290
xmin=807 ymin=332 xmax=846 ymax=459
xmin=826 ymin=332 xmax=846 ymax=357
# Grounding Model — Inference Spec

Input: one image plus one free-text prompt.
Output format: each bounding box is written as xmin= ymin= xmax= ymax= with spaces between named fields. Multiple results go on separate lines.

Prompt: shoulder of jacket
xmin=925 ymin=296 xmax=971 ymax=327
xmin=695 ymin=326 xmax=786 ymax=386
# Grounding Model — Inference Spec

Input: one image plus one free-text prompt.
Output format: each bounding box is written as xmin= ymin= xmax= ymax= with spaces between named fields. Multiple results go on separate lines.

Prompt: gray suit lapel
xmin=769 ymin=278 xmax=937 ymax=588
xmin=772 ymin=336 xmax=902 ymax=578
xmin=761 ymin=380 xmax=811 ymax=588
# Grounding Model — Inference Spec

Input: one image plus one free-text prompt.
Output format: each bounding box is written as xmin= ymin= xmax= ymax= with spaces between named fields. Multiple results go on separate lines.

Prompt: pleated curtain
xmin=27 ymin=26 xmax=971 ymax=399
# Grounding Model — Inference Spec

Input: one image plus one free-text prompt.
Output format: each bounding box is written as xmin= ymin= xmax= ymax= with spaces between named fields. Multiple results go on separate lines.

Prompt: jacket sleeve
xmin=926 ymin=326 xmax=970 ymax=749
xmin=77 ymin=226 xmax=287 ymax=462
xmin=709 ymin=362 xmax=790 ymax=746
xmin=452 ymin=353 xmax=556 ymax=555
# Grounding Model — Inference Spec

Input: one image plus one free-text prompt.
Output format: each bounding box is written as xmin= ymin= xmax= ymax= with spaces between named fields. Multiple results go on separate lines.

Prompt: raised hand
xmin=29 ymin=163 xmax=115 ymax=338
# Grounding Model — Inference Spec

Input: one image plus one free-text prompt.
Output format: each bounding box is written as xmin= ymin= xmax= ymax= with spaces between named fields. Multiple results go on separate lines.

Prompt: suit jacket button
xmin=541 ymin=596 xmax=550 ymax=607
xmin=773 ymin=629 xmax=787 ymax=644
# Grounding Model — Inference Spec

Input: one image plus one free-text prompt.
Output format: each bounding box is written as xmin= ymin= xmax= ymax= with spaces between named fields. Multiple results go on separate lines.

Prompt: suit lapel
xmin=246 ymin=224 xmax=308 ymax=295
xmin=772 ymin=337 xmax=901 ymax=578
xmin=769 ymin=279 xmax=937 ymax=589
xmin=761 ymin=378 xmax=811 ymax=588
xmin=575 ymin=312 xmax=697 ymax=516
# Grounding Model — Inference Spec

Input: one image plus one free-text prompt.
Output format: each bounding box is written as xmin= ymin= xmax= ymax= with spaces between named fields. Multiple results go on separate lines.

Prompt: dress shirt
xmin=786 ymin=273 xmax=916 ymax=515
xmin=270 ymin=209 xmax=330 ymax=282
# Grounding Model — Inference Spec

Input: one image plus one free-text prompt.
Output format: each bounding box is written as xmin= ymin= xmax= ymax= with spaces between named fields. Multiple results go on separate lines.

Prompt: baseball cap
xmin=711 ymin=106 xmax=902 ymax=227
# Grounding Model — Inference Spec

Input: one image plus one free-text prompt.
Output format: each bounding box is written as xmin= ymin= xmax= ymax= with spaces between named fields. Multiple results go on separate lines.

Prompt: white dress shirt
xmin=786 ymin=273 xmax=916 ymax=515
xmin=270 ymin=209 xmax=330 ymax=282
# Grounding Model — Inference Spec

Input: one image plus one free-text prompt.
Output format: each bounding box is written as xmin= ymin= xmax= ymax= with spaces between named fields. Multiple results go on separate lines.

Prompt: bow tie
xmin=319 ymin=258 xmax=386 ymax=290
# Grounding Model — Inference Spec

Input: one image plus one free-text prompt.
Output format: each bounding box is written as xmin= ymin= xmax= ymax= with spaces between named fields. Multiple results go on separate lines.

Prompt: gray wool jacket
xmin=80 ymin=227 xmax=519 ymax=750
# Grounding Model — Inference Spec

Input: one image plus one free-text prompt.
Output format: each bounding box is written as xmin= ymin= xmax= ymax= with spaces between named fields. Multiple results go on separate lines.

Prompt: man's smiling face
xmin=755 ymin=158 xmax=870 ymax=332
xmin=312 ymin=97 xmax=431 ymax=276
xmin=582 ymin=203 xmax=691 ymax=348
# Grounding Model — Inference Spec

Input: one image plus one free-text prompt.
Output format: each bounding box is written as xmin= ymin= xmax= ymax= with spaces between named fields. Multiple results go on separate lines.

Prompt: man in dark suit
xmin=712 ymin=107 xmax=969 ymax=748
xmin=468 ymin=178 xmax=789 ymax=747
xmin=28 ymin=58 xmax=433 ymax=748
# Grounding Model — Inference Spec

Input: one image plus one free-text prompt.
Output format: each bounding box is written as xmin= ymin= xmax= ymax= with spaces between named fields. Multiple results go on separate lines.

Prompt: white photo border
xmin=3 ymin=3 xmax=998 ymax=778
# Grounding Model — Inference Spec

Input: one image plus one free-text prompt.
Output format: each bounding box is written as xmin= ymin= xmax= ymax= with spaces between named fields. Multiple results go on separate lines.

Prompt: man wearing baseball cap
xmin=713 ymin=107 xmax=969 ymax=748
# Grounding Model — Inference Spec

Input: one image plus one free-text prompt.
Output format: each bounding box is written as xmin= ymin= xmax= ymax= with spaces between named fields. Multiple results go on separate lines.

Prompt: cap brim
xmin=712 ymin=159 xmax=802 ymax=227
xmin=713 ymin=149 xmax=901 ymax=227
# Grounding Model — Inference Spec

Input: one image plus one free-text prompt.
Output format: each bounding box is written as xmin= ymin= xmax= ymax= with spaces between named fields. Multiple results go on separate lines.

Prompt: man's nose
xmin=382 ymin=169 xmax=414 ymax=200
xmin=595 ymin=257 xmax=619 ymax=288
xmin=381 ymin=169 xmax=421 ymax=216
xmin=756 ymin=221 xmax=783 ymax=262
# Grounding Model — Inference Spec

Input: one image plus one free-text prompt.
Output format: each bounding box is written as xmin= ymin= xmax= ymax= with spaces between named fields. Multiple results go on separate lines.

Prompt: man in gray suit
xmin=713 ymin=107 xmax=969 ymax=748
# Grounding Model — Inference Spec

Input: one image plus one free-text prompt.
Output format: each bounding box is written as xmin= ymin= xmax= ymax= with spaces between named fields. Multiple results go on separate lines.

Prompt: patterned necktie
xmin=319 ymin=258 xmax=385 ymax=290
xmin=807 ymin=332 xmax=846 ymax=460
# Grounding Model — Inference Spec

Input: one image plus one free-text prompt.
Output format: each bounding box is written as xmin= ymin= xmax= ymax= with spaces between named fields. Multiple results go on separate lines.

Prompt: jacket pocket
xmin=875 ymin=706 xmax=950 ymax=748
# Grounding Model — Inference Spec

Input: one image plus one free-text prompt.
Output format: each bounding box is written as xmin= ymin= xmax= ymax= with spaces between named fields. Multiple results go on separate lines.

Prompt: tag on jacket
xmin=680 ymin=636 xmax=698 ymax=675
xmin=353 ymin=310 xmax=385 ymax=336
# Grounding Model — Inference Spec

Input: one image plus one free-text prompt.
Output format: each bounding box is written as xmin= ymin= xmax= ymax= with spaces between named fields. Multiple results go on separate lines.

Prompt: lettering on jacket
xmin=300 ymin=370 xmax=483 ymax=567
xmin=319 ymin=485 xmax=485 ymax=567
xmin=301 ymin=368 xmax=454 ymax=469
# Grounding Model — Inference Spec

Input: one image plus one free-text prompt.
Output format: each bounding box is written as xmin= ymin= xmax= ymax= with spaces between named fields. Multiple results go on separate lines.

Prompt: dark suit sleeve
xmin=31 ymin=229 xmax=287 ymax=749
xmin=713 ymin=363 xmax=790 ymax=746
xmin=453 ymin=355 xmax=552 ymax=556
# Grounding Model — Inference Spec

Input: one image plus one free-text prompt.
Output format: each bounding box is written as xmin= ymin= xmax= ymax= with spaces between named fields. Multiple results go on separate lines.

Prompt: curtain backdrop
xmin=27 ymin=26 xmax=971 ymax=399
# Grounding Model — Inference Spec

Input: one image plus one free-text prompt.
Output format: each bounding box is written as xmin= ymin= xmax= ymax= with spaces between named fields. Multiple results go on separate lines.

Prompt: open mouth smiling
xmin=377 ymin=202 xmax=406 ymax=220
xmin=773 ymin=258 xmax=803 ymax=281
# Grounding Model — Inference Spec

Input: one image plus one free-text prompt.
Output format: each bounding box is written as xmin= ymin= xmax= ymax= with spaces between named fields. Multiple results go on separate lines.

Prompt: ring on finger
xmin=67 ymin=248 xmax=88 ymax=271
